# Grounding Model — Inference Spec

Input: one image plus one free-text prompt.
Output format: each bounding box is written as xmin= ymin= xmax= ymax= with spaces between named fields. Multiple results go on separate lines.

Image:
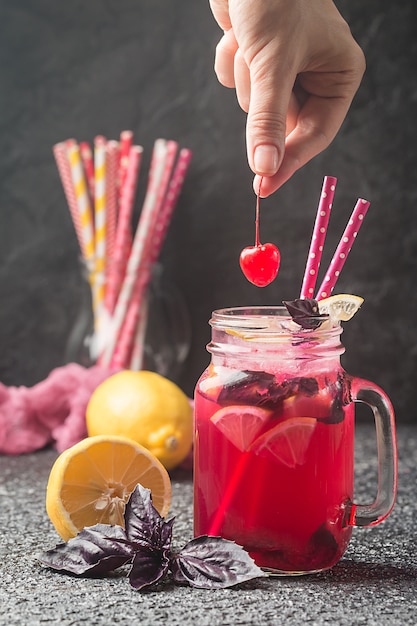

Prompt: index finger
xmin=209 ymin=0 xmax=232 ymax=30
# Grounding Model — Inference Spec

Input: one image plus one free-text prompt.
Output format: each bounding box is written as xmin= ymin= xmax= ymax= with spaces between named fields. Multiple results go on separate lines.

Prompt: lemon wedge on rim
xmin=318 ymin=294 xmax=364 ymax=321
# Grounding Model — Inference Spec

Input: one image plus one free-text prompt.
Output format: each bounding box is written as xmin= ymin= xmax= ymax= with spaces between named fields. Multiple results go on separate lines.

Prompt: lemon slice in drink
xmin=250 ymin=417 xmax=317 ymax=468
xmin=211 ymin=405 xmax=271 ymax=452
xmin=318 ymin=294 xmax=364 ymax=322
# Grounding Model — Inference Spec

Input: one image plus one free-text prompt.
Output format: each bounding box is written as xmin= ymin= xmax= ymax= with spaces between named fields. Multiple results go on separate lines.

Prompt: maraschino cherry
xmin=239 ymin=179 xmax=280 ymax=287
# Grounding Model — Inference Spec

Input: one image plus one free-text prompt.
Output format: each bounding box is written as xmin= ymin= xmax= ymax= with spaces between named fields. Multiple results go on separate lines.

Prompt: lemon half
xmin=46 ymin=435 xmax=171 ymax=541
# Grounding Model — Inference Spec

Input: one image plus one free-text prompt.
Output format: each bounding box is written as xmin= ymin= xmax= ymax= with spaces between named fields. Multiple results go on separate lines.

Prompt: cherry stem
xmin=255 ymin=176 xmax=263 ymax=247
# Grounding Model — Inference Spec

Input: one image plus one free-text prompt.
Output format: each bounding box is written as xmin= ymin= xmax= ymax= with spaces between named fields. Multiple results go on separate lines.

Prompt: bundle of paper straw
xmin=53 ymin=132 xmax=192 ymax=370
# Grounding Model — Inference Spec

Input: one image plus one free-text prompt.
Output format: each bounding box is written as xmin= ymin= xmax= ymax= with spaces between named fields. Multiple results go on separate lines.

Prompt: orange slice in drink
xmin=251 ymin=417 xmax=317 ymax=468
xmin=46 ymin=435 xmax=171 ymax=541
xmin=210 ymin=405 xmax=272 ymax=452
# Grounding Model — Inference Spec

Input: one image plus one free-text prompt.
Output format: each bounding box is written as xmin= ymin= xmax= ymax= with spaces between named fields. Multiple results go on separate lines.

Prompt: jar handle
xmin=348 ymin=377 xmax=398 ymax=527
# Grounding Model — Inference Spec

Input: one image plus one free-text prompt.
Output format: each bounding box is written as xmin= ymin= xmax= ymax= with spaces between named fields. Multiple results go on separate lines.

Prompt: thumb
xmin=246 ymin=66 xmax=295 ymax=178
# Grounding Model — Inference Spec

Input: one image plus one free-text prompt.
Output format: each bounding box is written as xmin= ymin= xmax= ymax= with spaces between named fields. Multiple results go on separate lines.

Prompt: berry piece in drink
xmin=316 ymin=374 xmax=347 ymax=424
xmin=284 ymin=386 xmax=330 ymax=420
xmin=240 ymin=243 xmax=281 ymax=287
xmin=307 ymin=523 xmax=339 ymax=569
xmin=218 ymin=371 xmax=318 ymax=411
xmin=218 ymin=370 xmax=275 ymax=406
xmin=210 ymin=405 xmax=272 ymax=452
xmin=251 ymin=417 xmax=317 ymax=468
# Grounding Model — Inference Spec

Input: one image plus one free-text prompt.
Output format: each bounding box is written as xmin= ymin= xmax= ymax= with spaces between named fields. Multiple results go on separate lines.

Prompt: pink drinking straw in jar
xmin=300 ymin=176 xmax=337 ymax=299
xmin=316 ymin=198 xmax=370 ymax=300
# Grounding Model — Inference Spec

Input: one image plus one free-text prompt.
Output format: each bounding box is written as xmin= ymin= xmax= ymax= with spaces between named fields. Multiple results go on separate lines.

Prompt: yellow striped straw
xmin=93 ymin=137 xmax=107 ymax=326
xmin=66 ymin=141 xmax=95 ymax=270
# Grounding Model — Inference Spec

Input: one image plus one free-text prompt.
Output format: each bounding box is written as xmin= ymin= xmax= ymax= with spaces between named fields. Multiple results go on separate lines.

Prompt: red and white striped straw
xmin=316 ymin=198 xmax=370 ymax=300
xmin=150 ymin=147 xmax=192 ymax=264
xmin=109 ymin=140 xmax=180 ymax=369
xmin=102 ymin=139 xmax=168 ymax=367
xmin=111 ymin=282 xmax=147 ymax=369
xmin=105 ymin=140 xmax=120 ymax=267
xmin=110 ymin=147 xmax=192 ymax=369
xmin=300 ymin=176 xmax=337 ymax=299
xmin=118 ymin=130 xmax=133 ymax=202
xmin=53 ymin=142 xmax=87 ymax=258
xmin=154 ymin=140 xmax=178 ymax=208
xmin=79 ymin=141 xmax=95 ymax=204
xmin=103 ymin=144 xmax=143 ymax=316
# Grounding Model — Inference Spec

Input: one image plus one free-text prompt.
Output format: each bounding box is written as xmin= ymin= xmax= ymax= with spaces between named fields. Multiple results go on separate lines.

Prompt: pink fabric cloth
xmin=0 ymin=363 xmax=118 ymax=455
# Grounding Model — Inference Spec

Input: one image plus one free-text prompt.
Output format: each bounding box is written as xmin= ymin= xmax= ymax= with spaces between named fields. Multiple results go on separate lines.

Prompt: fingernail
xmin=253 ymin=145 xmax=279 ymax=176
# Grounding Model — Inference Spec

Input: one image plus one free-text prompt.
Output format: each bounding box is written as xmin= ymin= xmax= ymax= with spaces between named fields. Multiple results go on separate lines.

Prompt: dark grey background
xmin=0 ymin=1 xmax=416 ymax=422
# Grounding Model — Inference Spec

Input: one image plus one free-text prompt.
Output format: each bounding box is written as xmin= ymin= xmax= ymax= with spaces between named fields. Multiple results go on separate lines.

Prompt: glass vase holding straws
xmin=64 ymin=262 xmax=191 ymax=382
xmin=53 ymin=131 xmax=192 ymax=378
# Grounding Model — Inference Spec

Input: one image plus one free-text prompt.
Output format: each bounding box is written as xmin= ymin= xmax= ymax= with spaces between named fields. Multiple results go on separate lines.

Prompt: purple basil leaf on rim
xmin=129 ymin=545 xmax=171 ymax=590
xmin=39 ymin=524 xmax=133 ymax=576
xmin=283 ymin=298 xmax=328 ymax=329
xmin=171 ymin=536 xmax=266 ymax=589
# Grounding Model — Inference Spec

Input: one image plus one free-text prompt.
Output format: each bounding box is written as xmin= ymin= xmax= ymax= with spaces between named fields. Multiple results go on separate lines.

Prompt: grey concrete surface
xmin=0 ymin=423 xmax=416 ymax=626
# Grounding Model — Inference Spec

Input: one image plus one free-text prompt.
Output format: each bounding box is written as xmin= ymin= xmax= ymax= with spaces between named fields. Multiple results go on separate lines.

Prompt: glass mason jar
xmin=194 ymin=306 xmax=397 ymax=575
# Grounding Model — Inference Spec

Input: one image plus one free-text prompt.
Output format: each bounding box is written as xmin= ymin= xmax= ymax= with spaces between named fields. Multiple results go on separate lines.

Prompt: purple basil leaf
xmin=257 ymin=377 xmax=319 ymax=410
xmin=283 ymin=298 xmax=328 ymax=329
xmin=124 ymin=484 xmax=174 ymax=553
xmin=257 ymin=379 xmax=294 ymax=410
xmin=39 ymin=524 xmax=133 ymax=576
xmin=171 ymin=536 xmax=266 ymax=589
xmin=218 ymin=370 xmax=276 ymax=407
xmin=151 ymin=517 xmax=175 ymax=552
xmin=124 ymin=484 xmax=160 ymax=544
xmin=218 ymin=370 xmax=319 ymax=411
xmin=295 ymin=376 xmax=319 ymax=396
xmin=129 ymin=545 xmax=171 ymax=590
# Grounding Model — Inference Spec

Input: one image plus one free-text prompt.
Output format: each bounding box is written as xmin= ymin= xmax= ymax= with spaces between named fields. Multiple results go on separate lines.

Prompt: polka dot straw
xmin=315 ymin=198 xmax=370 ymax=300
xmin=300 ymin=176 xmax=337 ymax=299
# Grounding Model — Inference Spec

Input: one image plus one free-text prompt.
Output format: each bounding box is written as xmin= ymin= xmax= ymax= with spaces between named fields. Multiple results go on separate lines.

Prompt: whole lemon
xmin=86 ymin=370 xmax=193 ymax=471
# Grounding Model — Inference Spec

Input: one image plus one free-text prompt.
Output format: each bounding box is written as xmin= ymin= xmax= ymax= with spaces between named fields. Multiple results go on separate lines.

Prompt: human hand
xmin=209 ymin=0 xmax=366 ymax=196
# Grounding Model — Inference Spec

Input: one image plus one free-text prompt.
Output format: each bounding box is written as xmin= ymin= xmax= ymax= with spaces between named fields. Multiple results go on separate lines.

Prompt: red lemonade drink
xmin=194 ymin=307 xmax=397 ymax=574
